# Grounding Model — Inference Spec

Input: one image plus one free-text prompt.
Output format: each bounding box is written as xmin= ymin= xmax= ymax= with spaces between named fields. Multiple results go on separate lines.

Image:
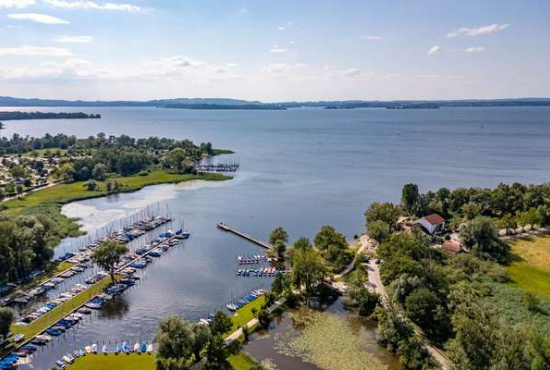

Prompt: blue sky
xmin=0 ymin=0 xmax=549 ymax=101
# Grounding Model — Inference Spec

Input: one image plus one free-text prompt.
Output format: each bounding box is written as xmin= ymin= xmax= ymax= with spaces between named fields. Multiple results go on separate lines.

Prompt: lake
xmin=2 ymin=106 xmax=550 ymax=369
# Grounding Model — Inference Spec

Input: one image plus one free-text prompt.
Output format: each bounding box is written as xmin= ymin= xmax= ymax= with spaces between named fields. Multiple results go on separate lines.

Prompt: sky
xmin=0 ymin=0 xmax=549 ymax=101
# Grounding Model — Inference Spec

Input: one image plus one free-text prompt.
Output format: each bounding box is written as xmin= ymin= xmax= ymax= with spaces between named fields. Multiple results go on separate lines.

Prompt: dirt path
xmin=366 ymin=259 xmax=449 ymax=370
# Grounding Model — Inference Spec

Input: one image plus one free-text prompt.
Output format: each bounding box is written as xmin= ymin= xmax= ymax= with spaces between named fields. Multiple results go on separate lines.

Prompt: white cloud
xmin=464 ymin=46 xmax=486 ymax=53
xmin=44 ymin=0 xmax=141 ymax=12
xmin=341 ymin=68 xmax=361 ymax=77
xmin=360 ymin=35 xmax=383 ymax=41
xmin=427 ymin=45 xmax=441 ymax=55
xmin=0 ymin=58 xmax=107 ymax=79
xmin=0 ymin=0 xmax=34 ymax=8
xmin=8 ymin=13 xmax=70 ymax=24
xmin=0 ymin=45 xmax=72 ymax=57
xmin=270 ymin=44 xmax=288 ymax=53
xmin=226 ymin=63 xmax=239 ymax=67
xmin=446 ymin=23 xmax=510 ymax=38
xmin=325 ymin=65 xmax=365 ymax=78
xmin=262 ymin=63 xmax=306 ymax=74
xmin=55 ymin=35 xmax=94 ymax=43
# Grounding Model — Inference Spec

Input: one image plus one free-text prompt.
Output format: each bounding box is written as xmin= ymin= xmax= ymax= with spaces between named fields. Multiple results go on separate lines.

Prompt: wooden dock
xmin=217 ymin=223 xmax=274 ymax=251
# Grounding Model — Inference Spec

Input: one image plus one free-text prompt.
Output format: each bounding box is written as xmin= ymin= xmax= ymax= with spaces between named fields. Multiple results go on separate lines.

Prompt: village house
xmin=414 ymin=214 xmax=446 ymax=235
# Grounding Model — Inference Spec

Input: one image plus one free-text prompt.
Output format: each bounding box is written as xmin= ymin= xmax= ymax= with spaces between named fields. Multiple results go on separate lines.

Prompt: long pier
xmin=217 ymin=223 xmax=274 ymax=251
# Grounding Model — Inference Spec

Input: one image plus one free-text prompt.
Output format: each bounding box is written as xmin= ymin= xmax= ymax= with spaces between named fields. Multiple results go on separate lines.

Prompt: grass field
xmin=508 ymin=235 xmax=550 ymax=300
xmin=67 ymin=353 xmax=155 ymax=370
xmin=231 ymin=296 xmax=266 ymax=331
xmin=229 ymin=352 xmax=258 ymax=370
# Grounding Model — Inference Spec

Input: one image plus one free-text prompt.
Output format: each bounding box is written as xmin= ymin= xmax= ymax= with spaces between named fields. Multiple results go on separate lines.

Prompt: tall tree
xmin=292 ymin=248 xmax=326 ymax=298
xmin=0 ymin=308 xmax=14 ymax=339
xmin=91 ymin=240 xmax=128 ymax=281
xmin=401 ymin=183 xmax=422 ymax=216
xmin=460 ymin=217 xmax=509 ymax=262
xmin=155 ymin=315 xmax=194 ymax=370
xmin=191 ymin=324 xmax=211 ymax=362
xmin=269 ymin=227 xmax=288 ymax=246
xmin=364 ymin=202 xmax=401 ymax=230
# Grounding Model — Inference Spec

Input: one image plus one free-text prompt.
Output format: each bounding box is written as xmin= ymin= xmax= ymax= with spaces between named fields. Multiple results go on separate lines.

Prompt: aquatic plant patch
xmin=275 ymin=309 xmax=386 ymax=370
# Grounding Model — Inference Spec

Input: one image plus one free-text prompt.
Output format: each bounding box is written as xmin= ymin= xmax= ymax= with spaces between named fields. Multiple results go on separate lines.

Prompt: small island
xmin=0 ymin=111 xmax=101 ymax=129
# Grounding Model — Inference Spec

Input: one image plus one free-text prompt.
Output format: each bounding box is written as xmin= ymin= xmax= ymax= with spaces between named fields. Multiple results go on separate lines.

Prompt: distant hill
xmin=0 ymin=96 xmax=549 ymax=109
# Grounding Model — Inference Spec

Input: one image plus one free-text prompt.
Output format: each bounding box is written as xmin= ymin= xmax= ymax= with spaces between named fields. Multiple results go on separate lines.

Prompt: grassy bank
xmin=231 ymin=296 xmax=266 ymax=331
xmin=10 ymin=277 xmax=113 ymax=340
xmin=68 ymin=353 xmax=155 ymax=370
xmin=229 ymin=352 xmax=258 ymax=370
xmin=1 ymin=170 xmax=231 ymax=239
xmin=508 ymin=235 xmax=550 ymax=300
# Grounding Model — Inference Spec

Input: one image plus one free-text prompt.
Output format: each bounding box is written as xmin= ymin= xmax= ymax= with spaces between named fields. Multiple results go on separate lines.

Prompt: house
xmin=415 ymin=214 xmax=445 ymax=235
xmin=441 ymin=240 xmax=464 ymax=255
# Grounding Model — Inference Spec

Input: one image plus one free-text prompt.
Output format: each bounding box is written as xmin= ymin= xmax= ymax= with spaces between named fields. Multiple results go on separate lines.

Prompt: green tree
xmin=92 ymin=163 xmax=108 ymax=181
xmin=91 ymin=240 xmax=128 ymax=281
xmin=461 ymin=202 xmax=482 ymax=221
xmin=314 ymin=225 xmax=347 ymax=251
xmin=191 ymin=324 xmax=212 ymax=362
xmin=269 ymin=227 xmax=288 ymax=246
xmin=460 ymin=216 xmax=510 ymax=262
xmin=401 ymin=183 xmax=422 ymax=216
xmin=0 ymin=307 xmax=14 ymax=339
xmin=367 ymin=220 xmax=390 ymax=243
xmin=155 ymin=315 xmax=194 ymax=369
xmin=294 ymin=237 xmax=312 ymax=251
xmin=167 ymin=148 xmax=186 ymax=172
xmin=517 ymin=208 xmax=543 ymax=229
xmin=59 ymin=162 xmax=76 ymax=183
xmin=365 ymin=202 xmax=401 ymax=229
xmin=292 ymin=248 xmax=326 ymax=299
xmin=209 ymin=311 xmax=232 ymax=337
xmin=274 ymin=240 xmax=286 ymax=259
xmin=204 ymin=335 xmax=231 ymax=370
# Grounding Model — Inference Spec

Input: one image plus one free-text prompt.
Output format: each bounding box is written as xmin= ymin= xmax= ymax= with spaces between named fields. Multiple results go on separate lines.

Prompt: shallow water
xmin=2 ymin=106 xmax=550 ymax=368
xmin=244 ymin=300 xmax=403 ymax=370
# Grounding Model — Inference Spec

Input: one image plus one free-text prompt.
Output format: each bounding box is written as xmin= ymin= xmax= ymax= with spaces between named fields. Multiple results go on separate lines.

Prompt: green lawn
xmin=229 ymin=352 xmax=258 ymax=370
xmin=508 ymin=235 xmax=550 ymax=300
xmin=68 ymin=353 xmax=155 ymax=370
xmin=231 ymin=296 xmax=266 ymax=331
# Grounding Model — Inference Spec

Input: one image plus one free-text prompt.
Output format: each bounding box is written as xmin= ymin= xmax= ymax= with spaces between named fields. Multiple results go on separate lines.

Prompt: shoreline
xmin=1 ymin=170 xmax=233 ymax=241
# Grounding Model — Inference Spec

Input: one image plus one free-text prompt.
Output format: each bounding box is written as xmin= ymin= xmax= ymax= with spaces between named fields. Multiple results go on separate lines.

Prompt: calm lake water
xmin=2 ymin=106 xmax=550 ymax=369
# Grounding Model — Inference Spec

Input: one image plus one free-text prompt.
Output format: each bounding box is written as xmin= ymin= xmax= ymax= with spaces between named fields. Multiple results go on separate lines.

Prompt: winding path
xmin=366 ymin=259 xmax=450 ymax=370
xmin=334 ymin=234 xmax=371 ymax=279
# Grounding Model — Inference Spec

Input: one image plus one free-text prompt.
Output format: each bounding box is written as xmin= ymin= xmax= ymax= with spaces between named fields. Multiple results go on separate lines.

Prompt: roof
xmin=423 ymin=214 xmax=445 ymax=226
xmin=441 ymin=241 xmax=462 ymax=254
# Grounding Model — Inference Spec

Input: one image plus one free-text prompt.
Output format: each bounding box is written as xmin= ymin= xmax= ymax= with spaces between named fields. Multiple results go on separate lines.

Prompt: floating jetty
xmin=217 ymin=223 xmax=274 ymax=251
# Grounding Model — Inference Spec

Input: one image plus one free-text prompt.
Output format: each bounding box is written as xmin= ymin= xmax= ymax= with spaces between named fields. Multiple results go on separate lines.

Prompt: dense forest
xmin=363 ymin=182 xmax=550 ymax=369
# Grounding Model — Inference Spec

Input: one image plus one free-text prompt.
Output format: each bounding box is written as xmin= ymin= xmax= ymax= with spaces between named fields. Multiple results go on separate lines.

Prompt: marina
xmin=3 ymin=226 xmax=189 ymax=369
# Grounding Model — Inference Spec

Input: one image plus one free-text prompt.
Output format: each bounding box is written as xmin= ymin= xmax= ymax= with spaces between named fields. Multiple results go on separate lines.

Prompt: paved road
xmin=366 ymin=259 xmax=450 ymax=370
